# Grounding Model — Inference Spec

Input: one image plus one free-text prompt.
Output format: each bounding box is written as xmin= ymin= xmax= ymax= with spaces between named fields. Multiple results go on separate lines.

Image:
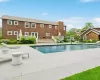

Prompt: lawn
xmin=61 ymin=66 xmax=100 ymax=80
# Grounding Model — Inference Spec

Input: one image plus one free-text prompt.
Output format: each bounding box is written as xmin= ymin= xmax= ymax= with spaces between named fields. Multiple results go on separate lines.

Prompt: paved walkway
xmin=0 ymin=45 xmax=100 ymax=80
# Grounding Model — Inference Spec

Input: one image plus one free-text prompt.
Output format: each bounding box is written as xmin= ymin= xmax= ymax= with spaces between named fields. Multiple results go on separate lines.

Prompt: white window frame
xmin=46 ymin=33 xmax=50 ymax=36
xmin=14 ymin=21 xmax=18 ymax=25
xmin=7 ymin=31 xmax=12 ymax=35
xmin=64 ymin=26 xmax=66 ymax=30
xmin=24 ymin=32 xmax=29 ymax=36
xmin=49 ymin=25 xmax=52 ymax=28
xmin=40 ymin=24 xmax=44 ymax=28
xmin=31 ymin=23 xmax=36 ymax=28
xmin=55 ymin=26 xmax=57 ymax=29
xmin=14 ymin=31 xmax=18 ymax=35
xmin=7 ymin=20 xmax=12 ymax=25
xmin=25 ymin=22 xmax=30 ymax=28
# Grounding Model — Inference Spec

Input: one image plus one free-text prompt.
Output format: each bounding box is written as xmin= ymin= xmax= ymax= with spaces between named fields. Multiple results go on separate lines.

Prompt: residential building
xmin=1 ymin=15 xmax=66 ymax=40
xmin=80 ymin=28 xmax=100 ymax=40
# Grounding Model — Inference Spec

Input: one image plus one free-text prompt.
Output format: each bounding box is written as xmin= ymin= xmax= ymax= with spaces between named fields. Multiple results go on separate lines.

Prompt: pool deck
xmin=0 ymin=44 xmax=100 ymax=80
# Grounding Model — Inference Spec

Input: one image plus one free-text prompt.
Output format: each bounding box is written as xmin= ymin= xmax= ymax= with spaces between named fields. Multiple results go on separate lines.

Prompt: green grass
xmin=61 ymin=66 xmax=100 ymax=80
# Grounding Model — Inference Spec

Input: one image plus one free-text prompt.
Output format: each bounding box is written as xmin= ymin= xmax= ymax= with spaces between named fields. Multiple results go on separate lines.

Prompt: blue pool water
xmin=32 ymin=44 xmax=100 ymax=54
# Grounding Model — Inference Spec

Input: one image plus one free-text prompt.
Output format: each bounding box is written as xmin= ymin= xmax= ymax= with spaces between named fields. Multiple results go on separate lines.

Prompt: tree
xmin=81 ymin=22 xmax=94 ymax=32
xmin=67 ymin=28 xmax=81 ymax=41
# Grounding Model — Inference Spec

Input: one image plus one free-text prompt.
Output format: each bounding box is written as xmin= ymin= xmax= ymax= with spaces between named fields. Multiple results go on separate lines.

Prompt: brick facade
xmin=2 ymin=16 xmax=66 ymax=40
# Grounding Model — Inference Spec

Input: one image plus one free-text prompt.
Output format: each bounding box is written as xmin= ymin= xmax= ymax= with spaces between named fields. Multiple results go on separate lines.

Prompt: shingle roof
xmin=93 ymin=28 xmax=100 ymax=31
xmin=80 ymin=28 xmax=100 ymax=36
xmin=1 ymin=15 xmax=58 ymax=25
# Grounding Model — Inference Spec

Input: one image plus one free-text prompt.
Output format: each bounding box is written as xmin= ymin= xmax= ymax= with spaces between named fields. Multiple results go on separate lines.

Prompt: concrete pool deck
xmin=0 ymin=45 xmax=100 ymax=80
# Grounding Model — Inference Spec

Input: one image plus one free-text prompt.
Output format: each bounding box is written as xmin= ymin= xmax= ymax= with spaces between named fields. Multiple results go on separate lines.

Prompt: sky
xmin=0 ymin=0 xmax=100 ymax=30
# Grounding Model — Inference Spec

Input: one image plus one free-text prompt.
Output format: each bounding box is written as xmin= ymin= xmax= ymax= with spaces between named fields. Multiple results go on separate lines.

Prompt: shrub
xmin=83 ymin=40 xmax=91 ymax=43
xmin=91 ymin=40 xmax=97 ymax=43
xmin=19 ymin=36 xmax=36 ymax=44
xmin=0 ymin=39 xmax=9 ymax=44
xmin=79 ymin=38 xmax=83 ymax=42
xmin=0 ymin=39 xmax=17 ymax=44
xmin=83 ymin=39 xmax=97 ymax=43
xmin=7 ymin=39 xmax=17 ymax=44
xmin=63 ymin=37 xmax=69 ymax=42
xmin=0 ymin=36 xmax=3 ymax=39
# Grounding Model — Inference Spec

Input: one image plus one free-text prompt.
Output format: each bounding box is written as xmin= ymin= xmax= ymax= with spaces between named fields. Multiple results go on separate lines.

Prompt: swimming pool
xmin=32 ymin=44 xmax=100 ymax=54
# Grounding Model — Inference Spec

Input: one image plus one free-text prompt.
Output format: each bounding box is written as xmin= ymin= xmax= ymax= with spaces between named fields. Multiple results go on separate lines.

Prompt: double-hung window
xmin=24 ymin=32 xmax=29 ymax=36
xmin=25 ymin=22 xmax=30 ymax=28
xmin=7 ymin=20 xmax=12 ymax=25
xmin=14 ymin=31 xmax=18 ymax=35
xmin=31 ymin=23 xmax=36 ymax=28
xmin=55 ymin=26 xmax=57 ymax=29
xmin=49 ymin=25 xmax=52 ymax=28
xmin=46 ymin=33 xmax=50 ymax=36
xmin=40 ymin=24 xmax=44 ymax=28
xmin=14 ymin=21 xmax=18 ymax=25
xmin=7 ymin=31 xmax=12 ymax=35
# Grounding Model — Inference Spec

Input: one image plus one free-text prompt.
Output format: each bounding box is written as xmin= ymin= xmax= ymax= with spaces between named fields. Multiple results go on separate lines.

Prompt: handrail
xmin=52 ymin=36 xmax=58 ymax=43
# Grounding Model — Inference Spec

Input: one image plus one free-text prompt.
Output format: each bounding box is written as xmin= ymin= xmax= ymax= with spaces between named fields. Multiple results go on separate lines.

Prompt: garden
xmin=0 ymin=36 xmax=36 ymax=44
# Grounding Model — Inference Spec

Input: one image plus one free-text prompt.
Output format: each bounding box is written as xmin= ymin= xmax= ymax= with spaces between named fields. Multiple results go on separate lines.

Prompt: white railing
xmin=52 ymin=36 xmax=58 ymax=43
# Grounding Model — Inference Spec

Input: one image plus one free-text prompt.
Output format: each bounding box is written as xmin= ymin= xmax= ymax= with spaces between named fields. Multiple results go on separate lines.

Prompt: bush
xmin=0 ymin=39 xmax=17 ymax=44
xmin=79 ymin=38 xmax=83 ymax=42
xmin=83 ymin=39 xmax=97 ymax=43
xmin=19 ymin=36 xmax=36 ymax=44
xmin=0 ymin=39 xmax=9 ymax=44
xmin=63 ymin=37 xmax=69 ymax=42
xmin=91 ymin=40 xmax=97 ymax=43
xmin=83 ymin=40 xmax=91 ymax=43
xmin=0 ymin=36 xmax=3 ymax=39
xmin=7 ymin=39 xmax=17 ymax=44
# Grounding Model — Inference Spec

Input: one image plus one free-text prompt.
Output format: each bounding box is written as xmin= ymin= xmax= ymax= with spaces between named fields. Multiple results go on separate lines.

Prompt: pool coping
xmin=30 ymin=43 xmax=100 ymax=47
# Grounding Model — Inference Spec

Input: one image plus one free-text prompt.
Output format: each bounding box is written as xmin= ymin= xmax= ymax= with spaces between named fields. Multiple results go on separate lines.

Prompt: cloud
xmin=0 ymin=0 xmax=9 ymax=2
xmin=61 ymin=17 xmax=84 ymax=23
xmin=59 ymin=17 xmax=86 ymax=30
xmin=80 ymin=0 xmax=100 ymax=2
xmin=59 ymin=17 xmax=100 ymax=30
xmin=94 ymin=18 xmax=100 ymax=22
xmin=41 ymin=12 xmax=48 ymax=16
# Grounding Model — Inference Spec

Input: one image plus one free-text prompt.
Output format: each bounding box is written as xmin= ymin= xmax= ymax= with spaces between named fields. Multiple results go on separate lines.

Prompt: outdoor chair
xmin=1 ymin=43 xmax=20 ymax=49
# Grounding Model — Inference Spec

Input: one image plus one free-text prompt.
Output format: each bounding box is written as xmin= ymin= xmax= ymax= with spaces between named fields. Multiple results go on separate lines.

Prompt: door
xmin=31 ymin=32 xmax=38 ymax=42
xmin=99 ymin=35 xmax=100 ymax=40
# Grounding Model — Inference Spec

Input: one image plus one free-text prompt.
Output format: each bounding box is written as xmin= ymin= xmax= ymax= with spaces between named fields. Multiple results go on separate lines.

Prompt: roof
xmin=1 ymin=15 xmax=58 ymax=25
xmin=80 ymin=28 xmax=100 ymax=36
xmin=93 ymin=28 xmax=100 ymax=31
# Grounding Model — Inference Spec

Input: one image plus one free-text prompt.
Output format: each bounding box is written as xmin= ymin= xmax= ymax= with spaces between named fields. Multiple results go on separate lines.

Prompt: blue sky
xmin=0 ymin=0 xmax=100 ymax=30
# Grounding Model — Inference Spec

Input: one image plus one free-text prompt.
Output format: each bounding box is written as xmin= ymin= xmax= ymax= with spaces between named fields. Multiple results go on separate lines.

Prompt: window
xmin=40 ymin=24 xmax=44 ymax=28
xmin=25 ymin=22 xmax=30 ymax=28
xmin=14 ymin=21 xmax=18 ymax=25
xmin=31 ymin=23 xmax=36 ymax=28
xmin=55 ymin=26 xmax=57 ymax=29
xmin=46 ymin=33 xmax=50 ymax=36
xmin=24 ymin=32 xmax=29 ymax=36
xmin=14 ymin=31 xmax=18 ymax=35
xmin=49 ymin=25 xmax=52 ymax=28
xmin=7 ymin=20 xmax=12 ymax=25
xmin=64 ymin=26 xmax=66 ymax=30
xmin=7 ymin=31 xmax=12 ymax=35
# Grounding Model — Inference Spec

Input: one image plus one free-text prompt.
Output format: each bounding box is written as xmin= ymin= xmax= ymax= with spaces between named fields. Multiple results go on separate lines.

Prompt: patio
xmin=0 ymin=45 xmax=100 ymax=80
